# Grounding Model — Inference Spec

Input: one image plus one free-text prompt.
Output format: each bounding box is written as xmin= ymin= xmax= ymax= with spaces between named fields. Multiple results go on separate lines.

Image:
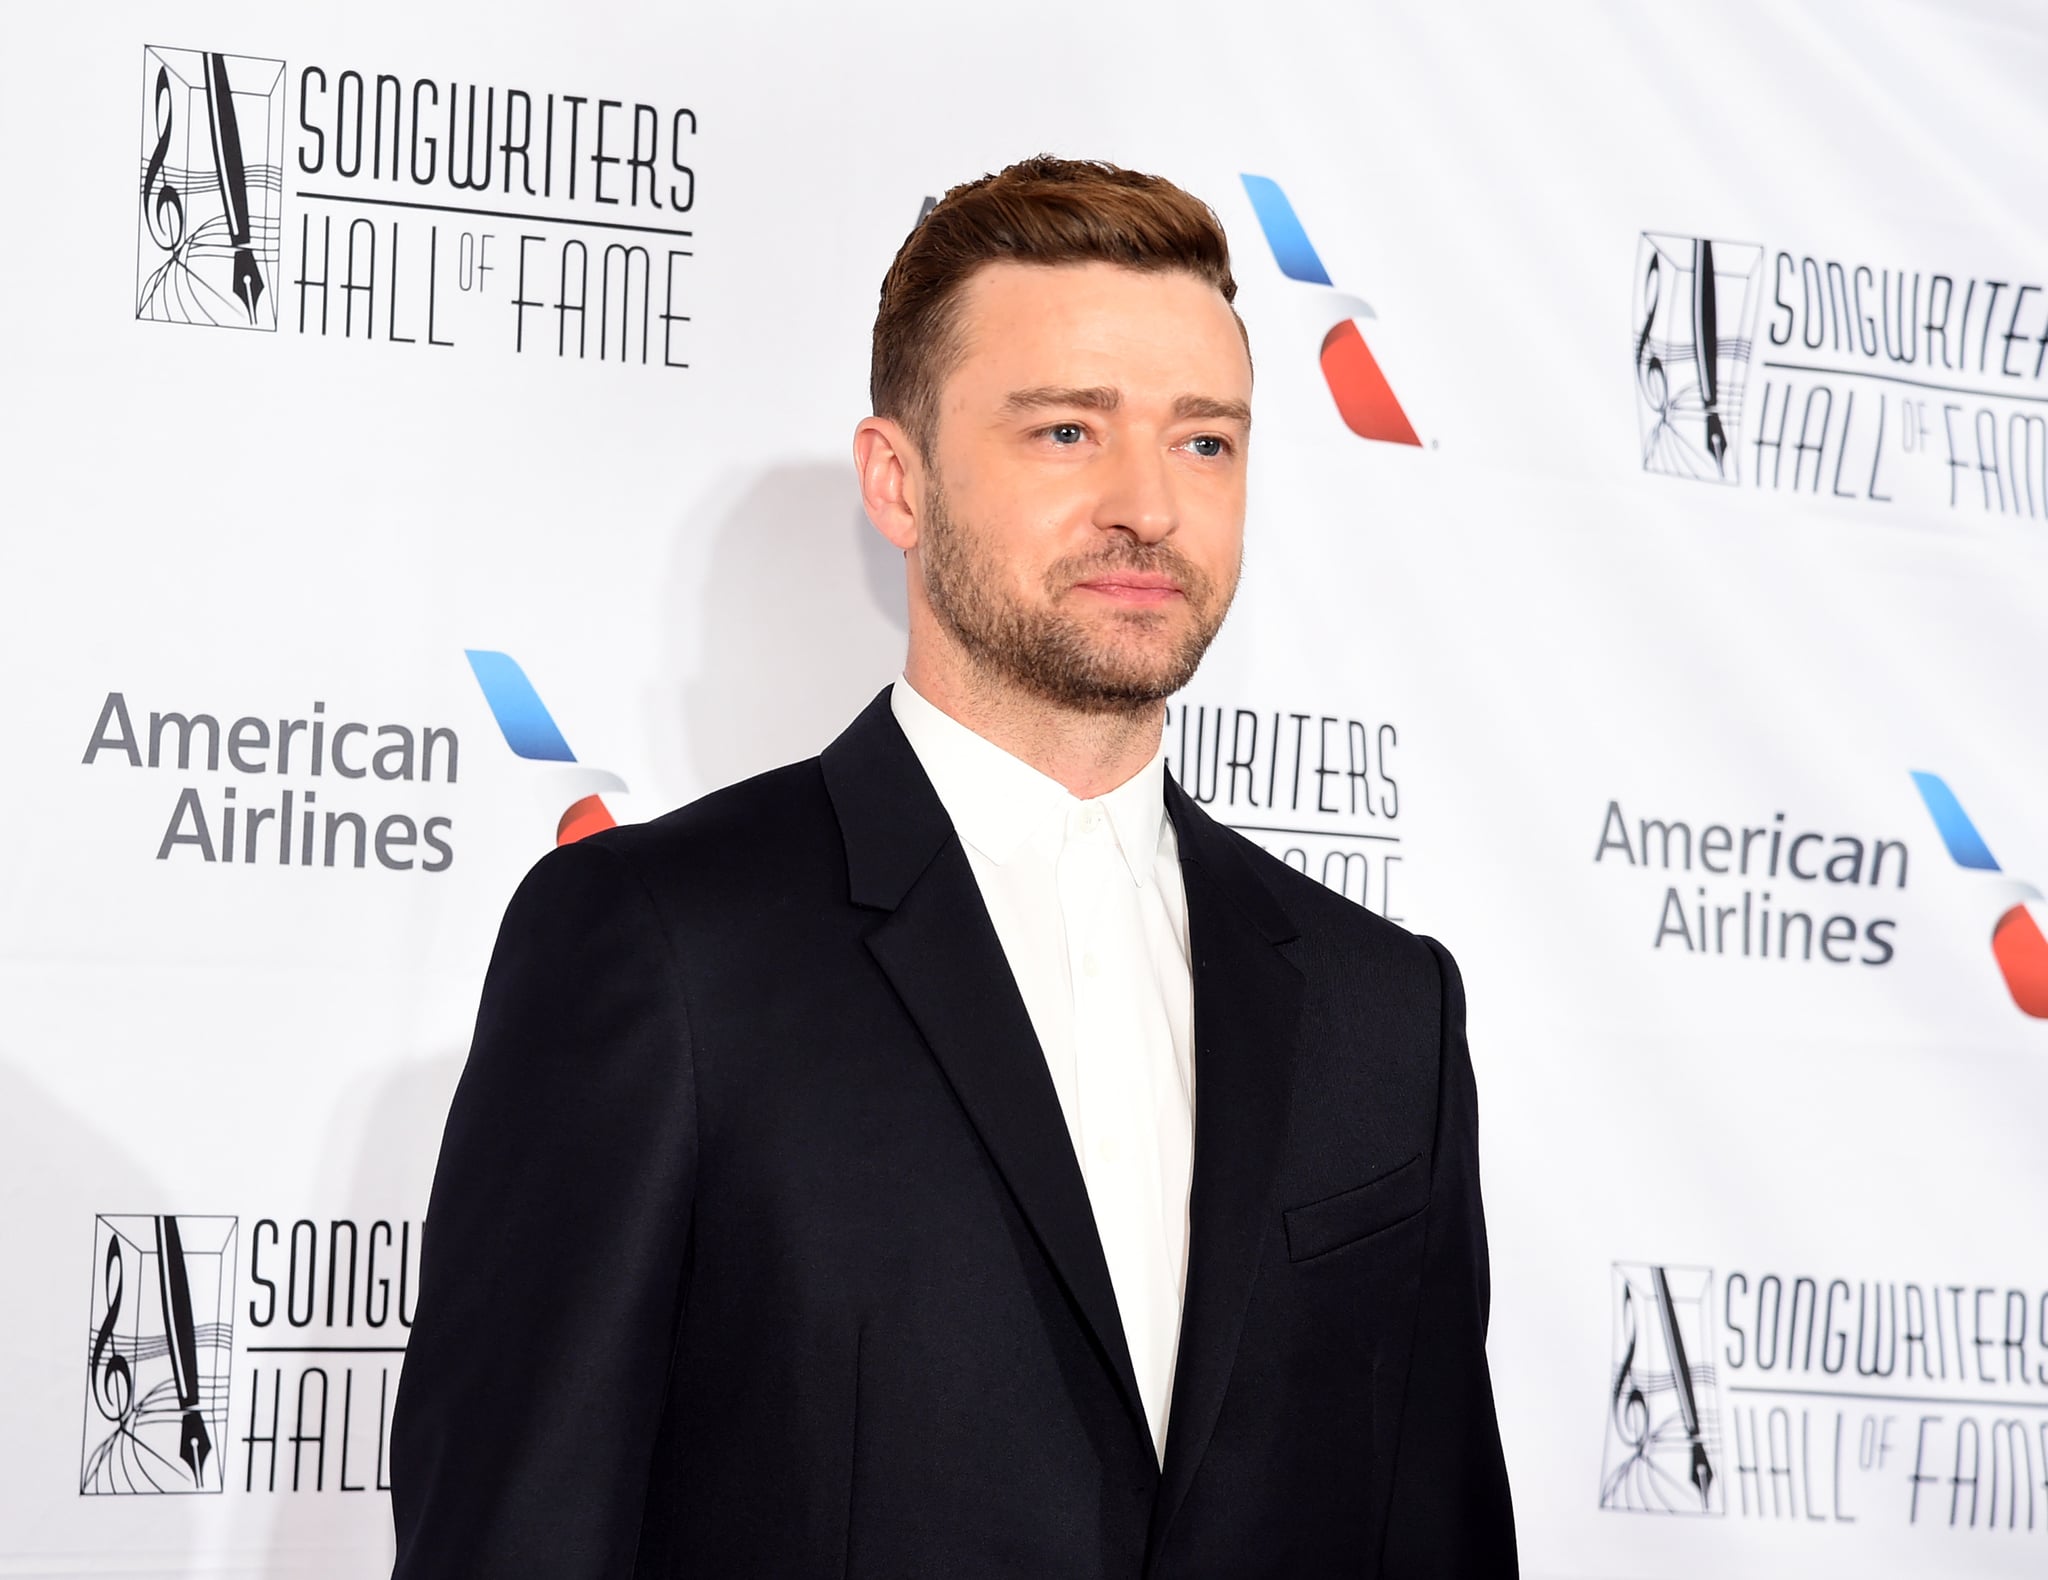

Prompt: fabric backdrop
xmin=4 ymin=1 xmax=2045 ymax=1574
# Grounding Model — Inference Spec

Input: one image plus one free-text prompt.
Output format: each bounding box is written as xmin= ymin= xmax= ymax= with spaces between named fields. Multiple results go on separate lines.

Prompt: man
xmin=391 ymin=156 xmax=1515 ymax=1578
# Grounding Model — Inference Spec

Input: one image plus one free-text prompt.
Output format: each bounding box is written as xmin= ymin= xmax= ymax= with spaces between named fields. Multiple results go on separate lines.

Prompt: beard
xmin=917 ymin=479 xmax=1238 ymax=714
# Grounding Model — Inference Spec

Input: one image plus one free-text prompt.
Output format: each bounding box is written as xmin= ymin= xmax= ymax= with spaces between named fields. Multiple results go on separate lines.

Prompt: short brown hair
xmin=871 ymin=156 xmax=1241 ymax=460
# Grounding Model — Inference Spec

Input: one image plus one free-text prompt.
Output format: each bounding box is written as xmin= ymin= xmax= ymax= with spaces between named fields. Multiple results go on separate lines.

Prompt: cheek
xmin=950 ymin=494 xmax=1065 ymax=587
xmin=1181 ymin=494 xmax=1247 ymax=576
xmin=972 ymin=490 xmax=1095 ymax=570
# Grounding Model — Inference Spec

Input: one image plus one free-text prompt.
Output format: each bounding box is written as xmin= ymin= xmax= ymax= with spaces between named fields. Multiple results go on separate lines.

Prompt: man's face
xmin=913 ymin=260 xmax=1251 ymax=712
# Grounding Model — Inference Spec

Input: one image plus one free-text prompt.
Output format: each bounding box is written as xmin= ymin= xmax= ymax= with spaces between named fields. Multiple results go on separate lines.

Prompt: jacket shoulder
xmin=564 ymin=756 xmax=841 ymax=911
xmin=1205 ymin=813 xmax=1446 ymax=984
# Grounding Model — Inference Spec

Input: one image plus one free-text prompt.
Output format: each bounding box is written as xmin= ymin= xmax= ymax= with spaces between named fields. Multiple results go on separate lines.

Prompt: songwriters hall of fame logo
xmin=1634 ymin=235 xmax=1763 ymax=484
xmin=1600 ymin=1262 xmax=1726 ymax=1517
xmin=135 ymin=48 xmax=283 ymax=330
xmin=80 ymin=1215 xmax=237 ymax=1494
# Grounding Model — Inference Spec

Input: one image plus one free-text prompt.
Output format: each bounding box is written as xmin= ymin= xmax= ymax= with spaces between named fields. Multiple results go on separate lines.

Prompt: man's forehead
xmin=949 ymin=261 xmax=1251 ymax=397
xmin=957 ymin=257 xmax=1233 ymax=318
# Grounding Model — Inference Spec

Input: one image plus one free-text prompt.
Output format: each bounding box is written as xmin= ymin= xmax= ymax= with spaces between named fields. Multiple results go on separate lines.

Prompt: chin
xmin=1076 ymin=652 xmax=1202 ymax=708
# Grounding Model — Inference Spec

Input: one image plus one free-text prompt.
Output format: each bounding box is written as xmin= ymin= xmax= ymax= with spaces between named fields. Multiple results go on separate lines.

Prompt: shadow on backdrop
xmin=256 ymin=1050 xmax=465 ymax=1577
xmin=1 ymin=1055 xmax=164 ymax=1522
xmin=669 ymin=461 xmax=908 ymax=796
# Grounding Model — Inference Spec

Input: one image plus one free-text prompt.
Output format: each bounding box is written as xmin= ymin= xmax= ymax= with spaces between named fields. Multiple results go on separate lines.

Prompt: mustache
xmin=1045 ymin=540 xmax=1209 ymax=595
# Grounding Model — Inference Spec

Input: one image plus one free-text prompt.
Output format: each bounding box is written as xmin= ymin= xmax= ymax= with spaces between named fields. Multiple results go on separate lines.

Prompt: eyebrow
xmin=1172 ymin=393 xmax=1252 ymax=426
xmin=1001 ymin=385 xmax=1121 ymax=415
xmin=1000 ymin=386 xmax=1251 ymax=427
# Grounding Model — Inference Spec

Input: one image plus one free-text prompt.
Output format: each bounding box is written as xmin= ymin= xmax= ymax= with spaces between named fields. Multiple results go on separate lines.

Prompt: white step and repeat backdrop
xmin=3 ymin=1 xmax=2045 ymax=1575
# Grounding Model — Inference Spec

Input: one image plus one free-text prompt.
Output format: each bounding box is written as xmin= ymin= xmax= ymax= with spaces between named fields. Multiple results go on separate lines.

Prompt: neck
xmin=903 ymin=648 xmax=1165 ymax=801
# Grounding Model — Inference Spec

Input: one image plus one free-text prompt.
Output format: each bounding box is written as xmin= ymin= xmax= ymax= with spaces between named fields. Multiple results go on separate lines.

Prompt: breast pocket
xmin=1283 ymin=1153 xmax=1430 ymax=1262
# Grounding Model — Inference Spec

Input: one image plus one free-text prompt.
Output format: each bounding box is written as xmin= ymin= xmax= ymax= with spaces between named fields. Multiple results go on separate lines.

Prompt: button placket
xmin=1057 ymin=799 xmax=1182 ymax=1458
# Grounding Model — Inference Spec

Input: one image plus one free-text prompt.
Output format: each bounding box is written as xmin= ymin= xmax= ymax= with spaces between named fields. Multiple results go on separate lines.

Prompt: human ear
xmin=853 ymin=417 xmax=922 ymax=551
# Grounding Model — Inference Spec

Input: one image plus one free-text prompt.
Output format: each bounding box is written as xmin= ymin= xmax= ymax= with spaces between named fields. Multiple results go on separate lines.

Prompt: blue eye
xmin=1187 ymin=435 xmax=1227 ymax=458
xmin=1048 ymin=423 xmax=1085 ymax=445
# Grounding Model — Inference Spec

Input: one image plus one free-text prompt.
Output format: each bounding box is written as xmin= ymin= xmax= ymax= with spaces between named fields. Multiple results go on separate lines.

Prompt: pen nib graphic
xmin=1691 ymin=239 xmax=1726 ymax=474
xmin=1651 ymin=1265 xmax=1714 ymax=1511
xmin=154 ymin=1216 xmax=214 ymax=1487
xmin=233 ymin=249 xmax=264 ymax=322
xmin=203 ymin=52 xmax=263 ymax=325
xmin=1688 ymin=1436 xmax=1713 ymax=1509
xmin=179 ymin=1409 xmax=213 ymax=1480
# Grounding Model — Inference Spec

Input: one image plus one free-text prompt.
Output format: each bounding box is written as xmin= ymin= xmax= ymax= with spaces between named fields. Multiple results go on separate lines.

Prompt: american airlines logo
xmin=1238 ymin=174 xmax=1420 ymax=447
xmin=465 ymin=650 xmax=624 ymax=845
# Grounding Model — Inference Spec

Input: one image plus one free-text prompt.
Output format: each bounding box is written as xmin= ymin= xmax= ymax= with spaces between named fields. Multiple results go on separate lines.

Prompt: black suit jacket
xmin=391 ymin=690 xmax=1515 ymax=1578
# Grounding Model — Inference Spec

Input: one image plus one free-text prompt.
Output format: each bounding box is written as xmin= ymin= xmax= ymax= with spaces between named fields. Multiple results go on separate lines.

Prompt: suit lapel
xmin=1150 ymin=779 xmax=1306 ymax=1557
xmin=822 ymin=692 xmax=1154 ymax=1453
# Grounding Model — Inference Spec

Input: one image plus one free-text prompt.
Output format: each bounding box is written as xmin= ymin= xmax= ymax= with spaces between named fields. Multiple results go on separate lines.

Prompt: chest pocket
xmin=1283 ymin=1153 xmax=1429 ymax=1262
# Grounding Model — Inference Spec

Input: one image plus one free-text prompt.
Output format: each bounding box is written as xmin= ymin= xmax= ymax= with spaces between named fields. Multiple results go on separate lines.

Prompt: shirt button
xmin=1082 ymin=952 xmax=1100 ymax=978
xmin=1078 ymin=805 xmax=1103 ymax=834
xmin=1097 ymin=1138 xmax=1121 ymax=1165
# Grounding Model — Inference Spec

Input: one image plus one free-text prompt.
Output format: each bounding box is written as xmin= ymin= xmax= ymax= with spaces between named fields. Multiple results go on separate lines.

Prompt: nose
xmin=1091 ymin=437 xmax=1178 ymax=545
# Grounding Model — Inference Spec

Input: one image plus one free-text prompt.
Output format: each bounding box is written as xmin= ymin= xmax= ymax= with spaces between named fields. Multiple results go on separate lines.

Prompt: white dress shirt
xmin=890 ymin=676 xmax=1194 ymax=1463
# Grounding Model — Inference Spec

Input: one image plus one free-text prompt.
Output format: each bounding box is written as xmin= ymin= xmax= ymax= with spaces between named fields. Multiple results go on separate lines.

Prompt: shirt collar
xmin=889 ymin=676 xmax=1168 ymax=887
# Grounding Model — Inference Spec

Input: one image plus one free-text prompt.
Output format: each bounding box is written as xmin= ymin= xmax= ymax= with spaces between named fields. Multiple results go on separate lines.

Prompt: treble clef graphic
xmin=1599 ymin=1277 xmax=1656 ymax=1510
xmin=1634 ymin=252 xmax=1666 ymax=420
xmin=201 ymin=53 xmax=264 ymax=323
xmin=1610 ymin=1281 xmax=1649 ymax=1453
xmin=87 ymin=1236 xmax=132 ymax=1425
xmin=140 ymin=65 xmax=185 ymax=252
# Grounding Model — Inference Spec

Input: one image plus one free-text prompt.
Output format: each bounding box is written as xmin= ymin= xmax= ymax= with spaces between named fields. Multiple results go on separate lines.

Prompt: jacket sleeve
xmin=1378 ymin=937 xmax=1518 ymax=1578
xmin=391 ymin=838 xmax=698 ymax=1579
